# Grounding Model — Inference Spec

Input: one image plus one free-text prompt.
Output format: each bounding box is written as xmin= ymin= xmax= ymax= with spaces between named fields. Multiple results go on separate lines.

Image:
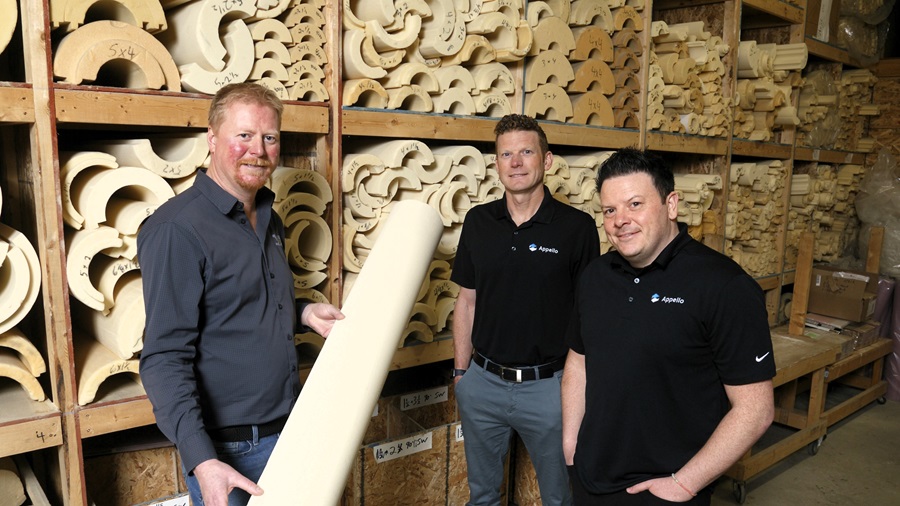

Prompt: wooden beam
xmin=789 ymin=231 xmax=814 ymax=335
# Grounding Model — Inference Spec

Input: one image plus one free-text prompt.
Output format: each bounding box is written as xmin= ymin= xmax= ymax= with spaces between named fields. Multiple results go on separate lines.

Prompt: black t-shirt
xmin=567 ymin=224 xmax=775 ymax=494
xmin=452 ymin=187 xmax=600 ymax=365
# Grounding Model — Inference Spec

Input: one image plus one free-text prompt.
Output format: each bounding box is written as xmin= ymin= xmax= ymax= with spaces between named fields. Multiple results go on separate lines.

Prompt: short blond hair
xmin=208 ymin=83 xmax=284 ymax=130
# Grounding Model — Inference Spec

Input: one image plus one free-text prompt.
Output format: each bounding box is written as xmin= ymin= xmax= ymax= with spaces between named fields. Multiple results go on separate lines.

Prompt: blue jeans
xmin=183 ymin=428 xmax=280 ymax=506
xmin=456 ymin=358 xmax=573 ymax=506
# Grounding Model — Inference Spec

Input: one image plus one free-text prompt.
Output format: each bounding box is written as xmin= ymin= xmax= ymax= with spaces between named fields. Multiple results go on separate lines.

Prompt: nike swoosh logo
xmin=756 ymin=352 xmax=770 ymax=363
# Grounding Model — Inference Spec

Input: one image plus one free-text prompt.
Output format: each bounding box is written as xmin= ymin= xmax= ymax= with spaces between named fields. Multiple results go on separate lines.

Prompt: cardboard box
xmin=840 ymin=320 xmax=882 ymax=352
xmin=808 ymin=266 xmax=878 ymax=322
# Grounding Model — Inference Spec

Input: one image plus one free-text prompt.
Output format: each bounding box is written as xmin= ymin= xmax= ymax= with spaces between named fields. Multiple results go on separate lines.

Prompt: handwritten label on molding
xmin=144 ymin=493 xmax=189 ymax=506
xmin=455 ymin=423 xmax=464 ymax=442
xmin=400 ymin=386 xmax=448 ymax=411
xmin=372 ymin=432 xmax=433 ymax=463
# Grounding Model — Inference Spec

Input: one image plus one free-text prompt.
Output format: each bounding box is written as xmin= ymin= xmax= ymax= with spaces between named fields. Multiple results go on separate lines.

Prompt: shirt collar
xmin=493 ymin=186 xmax=555 ymax=225
xmin=194 ymin=169 xmax=275 ymax=215
xmin=610 ymin=222 xmax=692 ymax=275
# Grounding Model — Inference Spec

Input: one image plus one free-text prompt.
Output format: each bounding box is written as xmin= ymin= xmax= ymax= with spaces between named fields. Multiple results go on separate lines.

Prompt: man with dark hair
xmin=562 ymin=147 xmax=775 ymax=505
xmin=139 ymin=83 xmax=343 ymax=506
xmin=452 ymin=114 xmax=599 ymax=505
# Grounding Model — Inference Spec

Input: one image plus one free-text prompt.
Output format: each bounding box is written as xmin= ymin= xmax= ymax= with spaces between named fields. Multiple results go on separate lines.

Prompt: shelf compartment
xmin=342 ymin=109 xmax=497 ymax=142
xmin=732 ymin=139 xmax=793 ymax=159
xmin=0 ymin=385 xmax=62 ymax=458
xmin=55 ymin=87 xmax=328 ymax=133
xmin=647 ymin=131 xmax=729 ymax=155
xmin=78 ymin=397 xmax=155 ymax=439
xmin=741 ymin=0 xmax=805 ymax=27
xmin=0 ymin=85 xmax=34 ymax=124
xmin=805 ymin=36 xmax=856 ymax=66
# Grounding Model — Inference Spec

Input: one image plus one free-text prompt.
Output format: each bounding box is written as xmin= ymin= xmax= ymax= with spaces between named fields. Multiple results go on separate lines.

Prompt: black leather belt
xmin=208 ymin=415 xmax=288 ymax=442
xmin=474 ymin=352 xmax=565 ymax=383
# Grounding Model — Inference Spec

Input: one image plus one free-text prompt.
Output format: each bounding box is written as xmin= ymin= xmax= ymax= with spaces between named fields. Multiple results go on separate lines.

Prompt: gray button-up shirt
xmin=138 ymin=170 xmax=302 ymax=474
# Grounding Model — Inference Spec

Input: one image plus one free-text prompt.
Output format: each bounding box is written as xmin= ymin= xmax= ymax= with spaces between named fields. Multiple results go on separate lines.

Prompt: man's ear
xmin=666 ymin=191 xmax=679 ymax=220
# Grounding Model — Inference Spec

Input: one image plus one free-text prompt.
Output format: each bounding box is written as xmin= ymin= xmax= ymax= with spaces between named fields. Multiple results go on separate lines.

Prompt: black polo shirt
xmin=567 ymin=224 xmax=775 ymax=494
xmin=452 ymin=187 xmax=599 ymax=365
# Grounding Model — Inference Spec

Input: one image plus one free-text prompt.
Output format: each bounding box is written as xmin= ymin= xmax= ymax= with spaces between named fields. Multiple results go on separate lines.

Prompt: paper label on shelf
xmin=373 ymin=432 xmax=433 ymax=463
xmin=455 ymin=423 xmax=464 ymax=442
xmin=400 ymin=386 xmax=448 ymax=411
xmin=140 ymin=493 xmax=189 ymax=506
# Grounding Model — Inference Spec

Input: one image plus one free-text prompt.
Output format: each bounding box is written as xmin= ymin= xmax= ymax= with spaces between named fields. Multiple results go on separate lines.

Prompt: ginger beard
xmin=234 ymin=157 xmax=275 ymax=192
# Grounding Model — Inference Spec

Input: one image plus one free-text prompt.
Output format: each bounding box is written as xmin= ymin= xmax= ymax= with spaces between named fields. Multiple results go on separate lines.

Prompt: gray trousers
xmin=456 ymin=358 xmax=573 ymax=506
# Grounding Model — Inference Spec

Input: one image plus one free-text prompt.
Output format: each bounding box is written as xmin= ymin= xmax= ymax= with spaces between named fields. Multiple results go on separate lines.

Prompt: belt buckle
xmin=501 ymin=366 xmax=523 ymax=383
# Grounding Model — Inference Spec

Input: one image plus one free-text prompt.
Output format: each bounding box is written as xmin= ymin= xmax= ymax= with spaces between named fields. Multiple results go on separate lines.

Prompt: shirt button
xmin=634 ymin=278 xmax=640 ymax=284
xmin=628 ymin=296 xmax=634 ymax=302
xmin=288 ymin=334 xmax=293 ymax=341
xmin=240 ymin=218 xmax=246 ymax=224
xmin=278 ymin=303 xmax=283 ymax=309
xmin=511 ymin=246 xmax=516 ymax=251
xmin=270 ymin=273 xmax=275 ymax=279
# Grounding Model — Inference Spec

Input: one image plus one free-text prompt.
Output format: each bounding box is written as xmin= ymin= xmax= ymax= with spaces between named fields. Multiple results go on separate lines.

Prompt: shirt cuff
xmin=295 ymin=301 xmax=312 ymax=334
xmin=178 ymin=430 xmax=218 ymax=475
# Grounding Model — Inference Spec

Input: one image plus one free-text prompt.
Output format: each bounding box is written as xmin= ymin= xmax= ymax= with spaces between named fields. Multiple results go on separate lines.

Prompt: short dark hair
xmin=494 ymin=114 xmax=549 ymax=155
xmin=597 ymin=147 xmax=674 ymax=202
xmin=208 ymin=83 xmax=284 ymax=131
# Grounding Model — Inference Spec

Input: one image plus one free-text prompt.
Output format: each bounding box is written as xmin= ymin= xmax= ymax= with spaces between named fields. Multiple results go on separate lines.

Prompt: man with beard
xmin=138 ymin=83 xmax=344 ymax=506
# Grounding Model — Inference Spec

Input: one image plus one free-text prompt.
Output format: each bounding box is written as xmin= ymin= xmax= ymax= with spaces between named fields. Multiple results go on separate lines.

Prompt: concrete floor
xmin=711 ymin=396 xmax=900 ymax=505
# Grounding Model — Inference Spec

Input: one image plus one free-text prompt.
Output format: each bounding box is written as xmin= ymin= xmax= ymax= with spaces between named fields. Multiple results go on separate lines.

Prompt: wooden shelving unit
xmin=0 ymin=0 xmax=890 ymax=504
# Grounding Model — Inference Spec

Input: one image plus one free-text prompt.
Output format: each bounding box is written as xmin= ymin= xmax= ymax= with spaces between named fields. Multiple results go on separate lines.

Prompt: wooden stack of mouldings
xmin=796 ymin=69 xmax=841 ymax=148
xmin=726 ymin=160 xmax=787 ymax=277
xmin=51 ymin=0 xmax=330 ymax=99
xmin=733 ymin=41 xmax=806 ymax=142
xmin=836 ymin=69 xmax=880 ymax=153
xmin=647 ymin=20 xmax=730 ymax=136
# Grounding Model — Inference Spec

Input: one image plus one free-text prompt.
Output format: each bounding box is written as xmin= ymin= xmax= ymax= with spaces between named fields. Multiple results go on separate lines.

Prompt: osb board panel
xmin=512 ymin=437 xmax=541 ymax=506
xmin=395 ymin=385 xmax=458 ymax=430
xmin=84 ymin=446 xmax=180 ymax=506
xmin=447 ymin=427 xmax=469 ymax=506
xmin=653 ymin=3 xmax=725 ymax=38
xmin=360 ymin=427 xmax=448 ymax=505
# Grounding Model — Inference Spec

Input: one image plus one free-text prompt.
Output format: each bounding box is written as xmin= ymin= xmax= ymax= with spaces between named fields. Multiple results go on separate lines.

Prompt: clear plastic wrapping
xmin=856 ymin=149 xmax=900 ymax=278
xmin=836 ymin=0 xmax=895 ymax=65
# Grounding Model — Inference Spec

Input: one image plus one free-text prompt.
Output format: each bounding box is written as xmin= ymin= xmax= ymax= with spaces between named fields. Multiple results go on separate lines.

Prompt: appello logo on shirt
xmin=528 ymin=243 xmax=559 ymax=254
xmin=651 ymin=293 xmax=685 ymax=304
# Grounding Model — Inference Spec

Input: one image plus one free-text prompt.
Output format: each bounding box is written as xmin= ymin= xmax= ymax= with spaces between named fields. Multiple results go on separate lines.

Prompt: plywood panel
xmin=83 ymin=447 xmax=179 ymax=506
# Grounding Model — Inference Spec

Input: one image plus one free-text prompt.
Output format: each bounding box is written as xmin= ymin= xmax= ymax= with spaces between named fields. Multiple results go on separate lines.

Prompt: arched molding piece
xmin=432 ymin=87 xmax=478 ymax=115
xmin=409 ymin=303 xmax=437 ymax=328
xmin=415 ymin=259 xmax=453 ymax=301
xmin=612 ymin=5 xmax=643 ymax=31
xmin=465 ymin=12 xmax=516 ymax=49
xmin=545 ymin=174 xmax=571 ymax=197
xmin=365 ymin=165 xmax=423 ymax=198
xmin=572 ymin=91 xmax=616 ymax=127
xmin=525 ymin=83 xmax=573 ymax=121
xmin=65 ymin=226 xmax=124 ymax=312
xmin=343 ymin=29 xmax=388 ymax=80
xmin=248 ymin=18 xmax=293 ymax=44
xmin=360 ymin=29 xmax=406 ymax=70
xmin=73 ymin=272 xmax=145 ymax=360
xmin=651 ymin=20 xmax=669 ymax=38
xmin=289 ymin=41 xmax=328 ymax=65
xmin=53 ymin=21 xmax=181 ymax=91
xmin=401 ymin=320 xmax=434 ymax=346
xmin=287 ymin=60 xmax=325 ymax=83
xmin=71 ymin=166 xmax=174 ymax=231
xmin=288 ymin=79 xmax=329 ymax=102
xmin=271 ymin=166 xmax=333 ymax=205
xmin=568 ymin=59 xmax=615 ymax=94
xmin=0 ymin=225 xmax=41 ymax=335
xmin=615 ymin=70 xmax=641 ymax=93
xmin=74 ymin=332 xmax=141 ymax=405
xmin=568 ymin=0 xmax=613 ymax=29
xmin=341 ymin=225 xmax=365 ymax=273
xmin=547 ymin=156 xmax=570 ymax=177
xmin=93 ymin=133 xmax=207 ymax=180
xmin=570 ymin=26 xmax=614 ymax=62
xmin=357 ymin=139 xmax=435 ymax=170
xmin=526 ymin=1 xmax=555 ymax=27
xmin=342 ymin=153 xmax=387 ymax=194
xmin=249 ymin=0 xmax=291 ymax=20
xmin=367 ymin=16 xmax=422 ymax=52
xmin=473 ymin=89 xmax=513 ymax=117
xmin=0 ymin=350 xmax=46 ymax=401
xmin=51 ymin=0 xmax=167 ymax=33
xmin=495 ymin=19 xmax=533 ymax=62
xmin=441 ymin=34 xmax=496 ymax=67
xmin=405 ymin=158 xmax=453 ymax=186
xmin=386 ymin=85 xmax=434 ymax=112
xmin=524 ymin=49 xmax=574 ymax=92
xmin=60 ymin=151 xmax=119 ymax=229
xmin=159 ymin=0 xmax=254 ymax=71
xmin=93 ymin=255 xmax=141 ymax=314
xmin=178 ymin=19 xmax=255 ymax=95
xmin=0 ymin=328 xmax=46 ymax=377
xmin=611 ymin=48 xmax=641 ymax=73
xmin=274 ymin=191 xmax=329 ymax=217
xmin=469 ymin=61 xmax=516 ymax=93
xmin=383 ymin=62 xmax=440 ymax=92
xmin=612 ymin=28 xmax=643 ymax=56
xmin=288 ymin=23 xmax=326 ymax=46
xmin=542 ymin=0 xmax=570 ymax=22
xmin=431 ymin=145 xmax=487 ymax=180
xmin=0 ymin=0 xmax=17 ymax=53
xmin=284 ymin=211 xmax=332 ymax=273
xmin=529 ymin=15 xmax=575 ymax=56
xmin=445 ymin=163 xmax=479 ymax=196
xmin=286 ymin=2 xmax=326 ymax=28
xmin=347 ymin=0 xmax=395 ymax=27
xmin=419 ymin=0 xmax=467 ymax=58
xmin=434 ymin=292 xmax=456 ymax=332
xmin=343 ymin=207 xmax=381 ymax=235
xmin=434 ymin=180 xmax=472 ymax=226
